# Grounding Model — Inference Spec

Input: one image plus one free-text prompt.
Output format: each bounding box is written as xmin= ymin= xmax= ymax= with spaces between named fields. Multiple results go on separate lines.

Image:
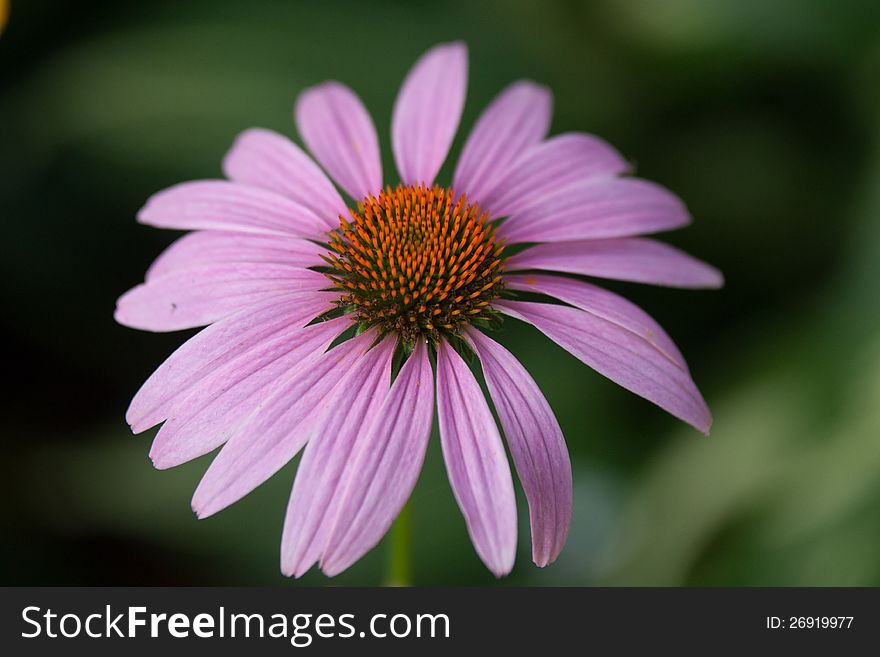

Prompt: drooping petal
xmin=115 ymin=266 xmax=331 ymax=332
xmin=222 ymin=127 xmax=347 ymax=226
xmin=150 ymin=316 xmax=349 ymax=469
xmin=466 ymin=329 xmax=571 ymax=567
xmin=145 ymin=231 xmax=324 ymax=282
xmin=480 ymin=132 xmax=629 ymax=218
xmin=320 ymin=341 xmax=434 ymax=576
xmin=505 ymin=273 xmax=687 ymax=370
xmin=452 ymin=80 xmax=552 ymax=204
xmin=191 ymin=332 xmax=364 ymax=518
xmin=392 ymin=42 xmax=468 ymax=186
xmin=281 ymin=334 xmax=396 ymax=578
xmin=126 ymin=294 xmax=332 ymax=433
xmin=436 ymin=340 xmax=517 ymax=576
xmin=137 ymin=180 xmax=328 ymax=238
xmin=295 ymin=82 xmax=382 ymax=200
xmin=506 ymin=238 xmax=724 ymax=289
xmin=499 ymin=178 xmax=691 ymax=244
xmin=495 ymin=300 xmax=712 ymax=433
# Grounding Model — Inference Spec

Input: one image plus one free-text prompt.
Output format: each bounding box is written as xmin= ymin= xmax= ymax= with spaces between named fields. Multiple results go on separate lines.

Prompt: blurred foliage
xmin=1 ymin=0 xmax=879 ymax=585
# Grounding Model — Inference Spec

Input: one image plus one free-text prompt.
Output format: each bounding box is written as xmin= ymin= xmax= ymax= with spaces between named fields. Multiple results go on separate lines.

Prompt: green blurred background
xmin=2 ymin=0 xmax=880 ymax=586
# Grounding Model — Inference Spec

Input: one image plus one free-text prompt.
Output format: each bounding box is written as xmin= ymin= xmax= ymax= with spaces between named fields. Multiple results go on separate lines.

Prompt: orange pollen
xmin=323 ymin=184 xmax=505 ymax=343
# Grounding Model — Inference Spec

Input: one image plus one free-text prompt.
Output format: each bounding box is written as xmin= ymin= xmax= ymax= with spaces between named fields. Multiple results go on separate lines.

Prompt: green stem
xmin=385 ymin=501 xmax=413 ymax=586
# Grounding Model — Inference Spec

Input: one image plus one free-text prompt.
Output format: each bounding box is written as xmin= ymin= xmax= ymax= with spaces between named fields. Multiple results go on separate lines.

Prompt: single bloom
xmin=116 ymin=42 xmax=722 ymax=578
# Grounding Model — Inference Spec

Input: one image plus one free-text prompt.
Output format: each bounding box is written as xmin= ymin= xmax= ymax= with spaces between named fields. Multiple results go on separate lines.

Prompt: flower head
xmin=117 ymin=42 xmax=721 ymax=578
xmin=325 ymin=184 xmax=505 ymax=344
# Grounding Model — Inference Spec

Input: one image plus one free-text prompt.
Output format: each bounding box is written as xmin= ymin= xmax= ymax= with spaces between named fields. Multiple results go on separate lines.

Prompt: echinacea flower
xmin=116 ymin=42 xmax=721 ymax=578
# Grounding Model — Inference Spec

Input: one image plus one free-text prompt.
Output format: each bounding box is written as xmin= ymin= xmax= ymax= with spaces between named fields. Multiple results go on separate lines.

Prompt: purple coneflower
xmin=116 ymin=43 xmax=721 ymax=578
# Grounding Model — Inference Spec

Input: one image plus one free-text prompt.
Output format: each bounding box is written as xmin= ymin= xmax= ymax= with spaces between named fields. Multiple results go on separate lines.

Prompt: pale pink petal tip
xmin=467 ymin=329 xmax=572 ymax=567
xmin=499 ymin=178 xmax=693 ymax=244
xmin=294 ymin=81 xmax=383 ymax=200
xmin=319 ymin=341 xmax=434 ymax=577
xmin=505 ymin=273 xmax=689 ymax=371
xmin=280 ymin=334 xmax=396 ymax=578
xmin=496 ymin=299 xmax=713 ymax=434
xmin=452 ymin=80 xmax=552 ymax=204
xmin=124 ymin=294 xmax=334 ymax=435
xmin=136 ymin=180 xmax=328 ymax=239
xmin=147 ymin=315 xmax=350 ymax=471
xmin=436 ymin=340 xmax=517 ymax=577
xmin=392 ymin=42 xmax=468 ymax=187
xmin=507 ymin=238 xmax=724 ymax=290
xmin=115 ymin=267 xmax=329 ymax=333
xmin=482 ymin=132 xmax=631 ymax=218
xmin=221 ymin=127 xmax=347 ymax=225
xmin=144 ymin=231 xmax=324 ymax=282
xmin=189 ymin=334 xmax=365 ymax=519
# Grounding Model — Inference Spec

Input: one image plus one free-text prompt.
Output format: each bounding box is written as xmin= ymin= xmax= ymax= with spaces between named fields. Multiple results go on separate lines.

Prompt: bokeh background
xmin=3 ymin=0 xmax=880 ymax=586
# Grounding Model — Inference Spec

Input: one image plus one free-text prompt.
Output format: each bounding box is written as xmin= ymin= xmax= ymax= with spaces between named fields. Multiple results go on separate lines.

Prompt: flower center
xmin=324 ymin=184 xmax=505 ymax=344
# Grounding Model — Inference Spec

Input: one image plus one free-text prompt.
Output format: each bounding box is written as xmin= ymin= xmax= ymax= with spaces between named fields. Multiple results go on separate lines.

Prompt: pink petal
xmin=499 ymin=178 xmax=691 ymax=244
xmin=466 ymin=329 xmax=572 ymax=567
xmin=222 ymin=127 xmax=347 ymax=227
xmin=495 ymin=300 xmax=712 ymax=433
xmin=281 ymin=334 xmax=396 ymax=578
xmin=392 ymin=42 xmax=468 ymax=186
xmin=320 ymin=341 xmax=434 ymax=576
xmin=150 ymin=316 xmax=350 ymax=469
xmin=116 ymin=265 xmax=331 ymax=332
xmin=145 ymin=231 xmax=324 ymax=282
xmin=126 ymin=294 xmax=332 ymax=433
xmin=481 ymin=132 xmax=629 ymax=218
xmin=191 ymin=332 xmax=364 ymax=518
xmin=436 ymin=340 xmax=517 ymax=577
xmin=505 ymin=273 xmax=687 ymax=370
xmin=452 ymin=80 xmax=552 ymax=205
xmin=506 ymin=238 xmax=724 ymax=289
xmin=294 ymin=82 xmax=382 ymax=200
xmin=137 ymin=180 xmax=328 ymax=238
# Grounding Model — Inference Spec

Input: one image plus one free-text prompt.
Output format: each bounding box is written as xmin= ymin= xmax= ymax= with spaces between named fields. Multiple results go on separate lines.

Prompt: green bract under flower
xmin=324 ymin=184 xmax=506 ymax=344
